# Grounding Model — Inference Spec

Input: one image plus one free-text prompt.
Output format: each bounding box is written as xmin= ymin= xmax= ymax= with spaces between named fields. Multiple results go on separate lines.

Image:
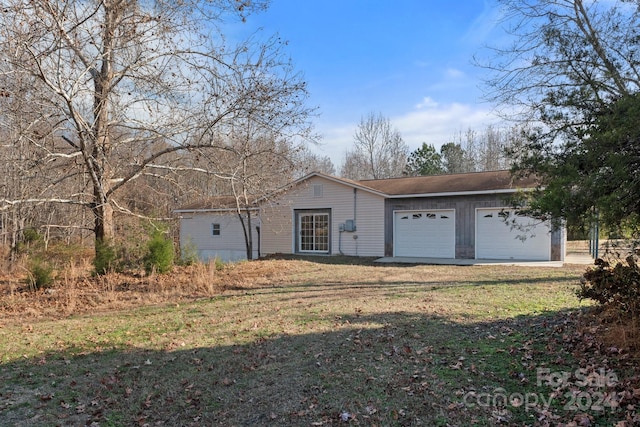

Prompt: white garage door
xmin=476 ymin=208 xmax=551 ymax=260
xmin=394 ymin=210 xmax=455 ymax=258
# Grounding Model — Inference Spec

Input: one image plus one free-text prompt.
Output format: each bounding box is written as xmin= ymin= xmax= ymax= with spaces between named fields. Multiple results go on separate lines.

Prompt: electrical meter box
xmin=344 ymin=219 xmax=356 ymax=232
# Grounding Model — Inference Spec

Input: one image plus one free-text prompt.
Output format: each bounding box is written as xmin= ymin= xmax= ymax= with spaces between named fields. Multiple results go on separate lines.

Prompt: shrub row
xmin=14 ymin=224 xmax=189 ymax=291
xmin=578 ymin=255 xmax=640 ymax=314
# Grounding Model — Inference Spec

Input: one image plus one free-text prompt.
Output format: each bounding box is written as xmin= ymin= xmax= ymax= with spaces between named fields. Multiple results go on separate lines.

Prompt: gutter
xmin=174 ymin=207 xmax=260 ymax=214
xmin=385 ymin=188 xmax=534 ymax=199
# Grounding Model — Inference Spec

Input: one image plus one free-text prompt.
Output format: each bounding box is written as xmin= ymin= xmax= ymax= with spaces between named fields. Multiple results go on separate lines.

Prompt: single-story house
xmin=174 ymin=170 xmax=566 ymax=263
xmin=174 ymin=196 xmax=261 ymax=262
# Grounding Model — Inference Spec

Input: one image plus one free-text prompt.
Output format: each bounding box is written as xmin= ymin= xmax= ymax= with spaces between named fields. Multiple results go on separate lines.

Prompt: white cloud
xmin=415 ymin=97 xmax=439 ymax=109
xmin=462 ymin=0 xmax=504 ymax=46
xmin=393 ymin=101 xmax=501 ymax=151
xmin=445 ymin=68 xmax=465 ymax=80
xmin=308 ymin=122 xmax=353 ymax=165
xmin=310 ymin=99 xmax=503 ymax=170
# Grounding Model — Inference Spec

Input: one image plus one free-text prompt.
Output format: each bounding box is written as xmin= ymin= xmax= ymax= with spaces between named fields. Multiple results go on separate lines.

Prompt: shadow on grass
xmin=261 ymin=253 xmax=382 ymax=266
xmin=225 ymin=274 xmax=582 ymax=303
xmin=1 ymin=307 xmax=622 ymax=427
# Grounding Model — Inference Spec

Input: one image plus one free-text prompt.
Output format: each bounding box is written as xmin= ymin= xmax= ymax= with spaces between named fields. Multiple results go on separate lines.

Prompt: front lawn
xmin=0 ymin=259 xmax=637 ymax=426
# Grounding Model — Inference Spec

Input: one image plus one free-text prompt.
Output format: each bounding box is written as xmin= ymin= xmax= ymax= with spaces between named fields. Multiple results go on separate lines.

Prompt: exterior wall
xmin=551 ymin=222 xmax=566 ymax=261
xmin=260 ymin=176 xmax=386 ymax=257
xmin=179 ymin=211 xmax=259 ymax=262
xmin=384 ymin=194 xmax=564 ymax=260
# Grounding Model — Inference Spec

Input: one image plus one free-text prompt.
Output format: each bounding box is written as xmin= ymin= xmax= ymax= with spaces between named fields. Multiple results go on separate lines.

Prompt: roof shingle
xmin=175 ymin=170 xmax=538 ymax=212
xmin=357 ymin=170 xmax=538 ymax=196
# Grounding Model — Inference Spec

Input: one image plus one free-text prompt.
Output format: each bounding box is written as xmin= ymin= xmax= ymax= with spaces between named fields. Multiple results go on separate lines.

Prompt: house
xmin=174 ymin=196 xmax=260 ymax=262
xmin=175 ymin=170 xmax=565 ymax=263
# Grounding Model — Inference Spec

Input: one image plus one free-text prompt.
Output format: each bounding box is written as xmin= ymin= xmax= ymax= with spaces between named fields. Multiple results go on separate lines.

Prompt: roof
xmin=294 ymin=172 xmax=388 ymax=198
xmin=357 ymin=170 xmax=539 ymax=197
xmin=174 ymin=170 xmax=538 ymax=212
xmin=174 ymin=196 xmax=258 ymax=213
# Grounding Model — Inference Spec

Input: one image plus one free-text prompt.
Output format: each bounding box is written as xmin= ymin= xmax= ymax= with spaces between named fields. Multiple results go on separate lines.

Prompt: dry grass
xmin=0 ymin=257 xmax=304 ymax=321
xmin=0 ymin=240 xmax=599 ymax=322
xmin=0 ymin=255 xmax=587 ymax=322
xmin=586 ymin=304 xmax=640 ymax=353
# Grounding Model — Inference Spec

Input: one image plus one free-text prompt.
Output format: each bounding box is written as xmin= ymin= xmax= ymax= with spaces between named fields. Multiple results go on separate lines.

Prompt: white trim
xmin=386 ymin=188 xmax=532 ymax=199
xmin=174 ymin=207 xmax=260 ymax=214
xmin=255 ymin=172 xmax=388 ymax=204
xmin=297 ymin=211 xmax=330 ymax=253
xmin=291 ymin=207 xmax=295 ymax=254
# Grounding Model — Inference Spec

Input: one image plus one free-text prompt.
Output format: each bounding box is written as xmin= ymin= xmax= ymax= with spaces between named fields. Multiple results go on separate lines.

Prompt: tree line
xmin=0 ymin=0 xmax=325 ymax=262
xmin=339 ymin=112 xmax=524 ymax=180
xmin=1 ymin=0 xmax=639 ymax=275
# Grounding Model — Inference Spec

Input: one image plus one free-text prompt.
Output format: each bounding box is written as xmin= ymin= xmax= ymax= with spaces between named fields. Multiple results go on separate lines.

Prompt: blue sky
xmin=241 ymin=0 xmax=505 ymax=167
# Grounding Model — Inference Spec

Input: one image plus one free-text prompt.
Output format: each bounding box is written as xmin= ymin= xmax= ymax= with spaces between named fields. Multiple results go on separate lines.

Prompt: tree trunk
xmin=91 ymin=0 xmax=117 ymax=249
xmin=238 ymin=210 xmax=253 ymax=260
xmin=93 ymin=196 xmax=114 ymax=243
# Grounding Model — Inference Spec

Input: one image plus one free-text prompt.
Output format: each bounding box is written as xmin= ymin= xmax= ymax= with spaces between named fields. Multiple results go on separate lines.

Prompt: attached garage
xmin=394 ymin=209 xmax=455 ymax=258
xmin=475 ymin=208 xmax=551 ymax=260
xmin=177 ymin=171 xmax=566 ymax=264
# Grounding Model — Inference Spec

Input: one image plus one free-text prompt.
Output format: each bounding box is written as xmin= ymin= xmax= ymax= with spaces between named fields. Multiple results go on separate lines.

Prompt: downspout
xmin=353 ymin=188 xmax=357 ymax=256
xmin=353 ymin=188 xmax=357 ymax=221
xmin=256 ymin=225 xmax=261 ymax=259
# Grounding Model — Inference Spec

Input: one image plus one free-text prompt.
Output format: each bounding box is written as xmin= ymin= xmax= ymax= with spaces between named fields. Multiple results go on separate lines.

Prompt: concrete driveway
xmin=375 ymin=253 xmax=594 ymax=267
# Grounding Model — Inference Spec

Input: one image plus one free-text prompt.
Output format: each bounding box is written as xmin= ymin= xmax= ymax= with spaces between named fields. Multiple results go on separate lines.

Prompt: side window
xmin=212 ymin=223 xmax=221 ymax=236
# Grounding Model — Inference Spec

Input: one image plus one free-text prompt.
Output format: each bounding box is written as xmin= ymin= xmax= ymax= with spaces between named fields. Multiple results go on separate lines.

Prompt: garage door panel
xmin=394 ymin=210 xmax=455 ymax=258
xmin=476 ymin=209 xmax=550 ymax=260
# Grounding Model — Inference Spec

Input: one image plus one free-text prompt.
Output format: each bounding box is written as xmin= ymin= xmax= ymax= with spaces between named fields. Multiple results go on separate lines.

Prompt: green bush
xmin=94 ymin=239 xmax=117 ymax=275
xmin=179 ymin=238 xmax=200 ymax=266
xmin=14 ymin=227 xmax=44 ymax=255
xmin=26 ymin=258 xmax=54 ymax=291
xmin=578 ymin=256 xmax=640 ymax=313
xmin=214 ymin=256 xmax=225 ymax=271
xmin=144 ymin=229 xmax=174 ymax=274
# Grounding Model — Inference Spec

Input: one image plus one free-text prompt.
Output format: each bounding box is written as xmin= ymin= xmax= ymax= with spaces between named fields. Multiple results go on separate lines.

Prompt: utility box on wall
xmin=344 ymin=219 xmax=356 ymax=232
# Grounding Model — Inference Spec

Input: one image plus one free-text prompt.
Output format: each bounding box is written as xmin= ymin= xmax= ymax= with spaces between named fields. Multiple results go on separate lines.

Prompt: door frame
xmin=294 ymin=209 xmax=331 ymax=254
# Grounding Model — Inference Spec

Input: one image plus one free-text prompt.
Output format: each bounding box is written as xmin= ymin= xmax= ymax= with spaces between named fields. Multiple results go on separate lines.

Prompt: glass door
xmin=298 ymin=213 xmax=329 ymax=253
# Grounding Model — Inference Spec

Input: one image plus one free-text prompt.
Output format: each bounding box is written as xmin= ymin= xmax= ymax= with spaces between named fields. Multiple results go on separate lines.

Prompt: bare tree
xmin=481 ymin=0 xmax=639 ymax=124
xmin=480 ymin=0 xmax=640 ymax=232
xmin=211 ymin=127 xmax=302 ymax=260
xmin=340 ymin=112 xmax=409 ymax=180
xmin=0 ymin=68 xmax=92 ymax=253
xmin=292 ymin=147 xmax=336 ymax=178
xmin=438 ymin=124 xmax=526 ymax=174
xmin=0 ymin=0 xmax=314 ymax=260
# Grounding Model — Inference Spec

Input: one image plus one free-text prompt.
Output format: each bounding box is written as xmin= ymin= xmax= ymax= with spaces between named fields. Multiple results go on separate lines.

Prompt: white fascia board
xmin=308 ymin=173 xmax=388 ymax=198
xmin=254 ymin=172 xmax=388 ymax=204
xmin=173 ymin=207 xmax=260 ymax=214
xmin=386 ymin=188 xmax=533 ymax=199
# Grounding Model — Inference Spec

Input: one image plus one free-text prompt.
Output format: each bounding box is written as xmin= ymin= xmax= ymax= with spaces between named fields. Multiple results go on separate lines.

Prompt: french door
xmin=298 ymin=212 xmax=330 ymax=253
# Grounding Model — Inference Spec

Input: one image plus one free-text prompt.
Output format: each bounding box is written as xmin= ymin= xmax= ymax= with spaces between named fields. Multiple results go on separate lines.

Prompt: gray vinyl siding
xmin=179 ymin=211 xmax=259 ymax=262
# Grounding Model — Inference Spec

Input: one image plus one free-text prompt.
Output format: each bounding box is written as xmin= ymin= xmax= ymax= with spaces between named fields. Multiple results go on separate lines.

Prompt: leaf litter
xmin=0 ymin=257 xmax=639 ymax=425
